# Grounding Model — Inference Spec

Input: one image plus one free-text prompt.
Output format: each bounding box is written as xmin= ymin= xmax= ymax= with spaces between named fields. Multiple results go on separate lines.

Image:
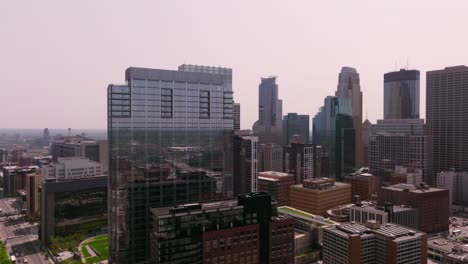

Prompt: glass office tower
xmin=108 ymin=66 xmax=234 ymax=263
xmin=252 ymin=77 xmax=283 ymax=145
xmin=384 ymin=69 xmax=420 ymax=120
xmin=313 ymin=96 xmax=355 ymax=180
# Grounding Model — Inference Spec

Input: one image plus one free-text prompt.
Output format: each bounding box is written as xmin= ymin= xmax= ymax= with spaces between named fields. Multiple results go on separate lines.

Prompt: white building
xmin=437 ymin=170 xmax=468 ymax=211
xmin=393 ymin=166 xmax=423 ymax=186
xmin=43 ymin=157 xmax=103 ymax=181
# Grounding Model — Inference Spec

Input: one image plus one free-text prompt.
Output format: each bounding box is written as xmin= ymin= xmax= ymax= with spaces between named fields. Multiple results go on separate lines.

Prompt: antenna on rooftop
xmin=68 ymin=128 xmax=71 ymax=137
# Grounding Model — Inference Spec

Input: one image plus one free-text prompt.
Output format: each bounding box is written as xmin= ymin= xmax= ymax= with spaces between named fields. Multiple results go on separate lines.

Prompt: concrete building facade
xmin=283 ymin=143 xmax=321 ymax=184
xmin=323 ymin=221 xmax=427 ymax=264
xmin=427 ymin=66 xmax=468 ymax=183
xmin=258 ymin=144 xmax=283 ymax=173
xmin=233 ymin=135 xmax=258 ymax=196
xmin=257 ymin=171 xmax=295 ymax=206
xmin=290 ymin=178 xmax=351 ymax=216
xmin=378 ymin=183 xmax=449 ymax=233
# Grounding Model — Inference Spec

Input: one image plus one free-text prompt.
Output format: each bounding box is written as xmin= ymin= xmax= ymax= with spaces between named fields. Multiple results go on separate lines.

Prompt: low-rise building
xmin=258 ymin=171 xmax=295 ymax=206
xmin=349 ymin=201 xmax=418 ymax=230
xmin=323 ymin=221 xmax=427 ymax=264
xmin=428 ymin=236 xmax=468 ymax=264
xmin=290 ymin=178 xmax=351 ymax=216
xmin=344 ymin=168 xmax=378 ymax=200
xmin=150 ymin=192 xmax=294 ymax=264
xmin=378 ymin=183 xmax=449 ymax=233
xmin=2 ymin=165 xmax=39 ymax=197
xmin=40 ymin=157 xmax=107 ymax=244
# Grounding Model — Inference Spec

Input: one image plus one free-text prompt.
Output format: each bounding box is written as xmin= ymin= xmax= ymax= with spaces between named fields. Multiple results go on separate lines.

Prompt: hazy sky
xmin=2 ymin=1 xmax=468 ymax=129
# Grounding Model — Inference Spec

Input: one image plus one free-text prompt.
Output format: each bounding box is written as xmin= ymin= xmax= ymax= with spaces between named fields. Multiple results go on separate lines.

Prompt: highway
xmin=0 ymin=198 xmax=47 ymax=263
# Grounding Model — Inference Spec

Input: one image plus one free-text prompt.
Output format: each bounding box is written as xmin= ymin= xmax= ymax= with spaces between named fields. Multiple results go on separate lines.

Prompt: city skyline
xmin=2 ymin=1 xmax=468 ymax=129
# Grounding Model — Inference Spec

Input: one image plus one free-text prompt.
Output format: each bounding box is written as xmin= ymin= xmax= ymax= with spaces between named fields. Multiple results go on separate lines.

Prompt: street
xmin=0 ymin=198 xmax=47 ymax=264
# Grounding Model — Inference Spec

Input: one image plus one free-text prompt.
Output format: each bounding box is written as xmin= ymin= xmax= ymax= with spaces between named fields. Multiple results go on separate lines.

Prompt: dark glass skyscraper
xmin=253 ymin=77 xmax=282 ymax=145
xmin=313 ymin=96 xmax=355 ymax=180
xmin=282 ymin=113 xmax=310 ymax=145
xmin=384 ymin=69 xmax=420 ymax=119
xmin=108 ymin=66 xmax=234 ymax=263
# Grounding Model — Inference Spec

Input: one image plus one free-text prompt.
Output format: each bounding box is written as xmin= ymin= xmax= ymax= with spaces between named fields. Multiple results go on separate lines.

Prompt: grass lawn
xmin=81 ymin=245 xmax=90 ymax=258
xmin=279 ymin=206 xmax=315 ymax=218
xmin=82 ymin=234 xmax=108 ymax=264
xmin=0 ymin=241 xmax=9 ymax=264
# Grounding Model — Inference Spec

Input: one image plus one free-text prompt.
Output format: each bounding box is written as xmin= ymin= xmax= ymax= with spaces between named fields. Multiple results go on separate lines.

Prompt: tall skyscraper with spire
xmin=253 ymin=77 xmax=283 ymax=145
xmin=335 ymin=67 xmax=363 ymax=168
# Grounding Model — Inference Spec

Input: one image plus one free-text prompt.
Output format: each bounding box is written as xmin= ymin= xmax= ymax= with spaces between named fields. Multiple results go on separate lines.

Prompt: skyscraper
xmin=233 ymin=134 xmax=258 ymax=196
xmin=335 ymin=67 xmax=363 ymax=168
xmin=108 ymin=66 xmax=234 ymax=263
xmin=313 ymin=96 xmax=355 ymax=179
xmin=282 ymin=113 xmax=310 ymax=145
xmin=384 ymin=69 xmax=420 ymax=119
xmin=252 ymin=77 xmax=282 ymax=145
xmin=233 ymin=102 xmax=241 ymax=130
xmin=283 ymin=143 xmax=322 ymax=183
xmin=368 ymin=119 xmax=429 ymax=184
xmin=427 ymin=66 xmax=468 ymax=183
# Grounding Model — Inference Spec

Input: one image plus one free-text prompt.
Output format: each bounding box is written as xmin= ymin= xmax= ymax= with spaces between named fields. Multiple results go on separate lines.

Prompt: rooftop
xmin=258 ymin=171 xmax=292 ymax=178
xmin=330 ymin=222 xmax=424 ymax=242
xmin=151 ymin=199 xmax=241 ymax=217
xmin=383 ymin=183 xmax=446 ymax=193
xmin=278 ymin=206 xmax=336 ymax=225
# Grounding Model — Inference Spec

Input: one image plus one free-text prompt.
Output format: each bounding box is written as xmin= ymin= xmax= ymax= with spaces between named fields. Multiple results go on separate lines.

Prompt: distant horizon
xmin=3 ymin=1 xmax=468 ymax=129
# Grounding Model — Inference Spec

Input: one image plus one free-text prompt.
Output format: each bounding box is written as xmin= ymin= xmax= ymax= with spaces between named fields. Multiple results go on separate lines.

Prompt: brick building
xmin=378 ymin=183 xmax=449 ymax=233
xmin=257 ymin=171 xmax=295 ymax=206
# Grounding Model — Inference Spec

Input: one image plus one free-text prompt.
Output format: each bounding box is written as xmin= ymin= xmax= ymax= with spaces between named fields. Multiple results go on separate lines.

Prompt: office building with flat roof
xmin=344 ymin=168 xmax=378 ymax=201
xmin=233 ymin=134 xmax=258 ymax=196
xmin=258 ymin=143 xmax=283 ymax=173
xmin=150 ymin=192 xmax=294 ymax=264
xmin=378 ymin=183 xmax=449 ymax=233
xmin=290 ymin=178 xmax=351 ymax=216
xmin=40 ymin=157 xmax=107 ymax=244
xmin=257 ymin=171 xmax=294 ymax=206
xmin=323 ymin=221 xmax=427 ymax=264
xmin=108 ymin=65 xmax=234 ymax=263
xmin=283 ymin=143 xmax=321 ymax=184
xmin=349 ymin=202 xmax=418 ymax=230
xmin=427 ymin=66 xmax=468 ymax=184
xmin=369 ymin=118 xmax=429 ymax=184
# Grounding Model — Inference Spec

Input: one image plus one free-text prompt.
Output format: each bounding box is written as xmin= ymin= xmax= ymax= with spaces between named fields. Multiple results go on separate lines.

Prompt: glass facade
xmin=312 ymin=96 xmax=355 ymax=180
xmin=282 ymin=113 xmax=310 ymax=145
xmin=54 ymin=187 xmax=107 ymax=236
xmin=252 ymin=77 xmax=283 ymax=145
xmin=108 ymin=66 xmax=234 ymax=263
xmin=384 ymin=69 xmax=420 ymax=120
